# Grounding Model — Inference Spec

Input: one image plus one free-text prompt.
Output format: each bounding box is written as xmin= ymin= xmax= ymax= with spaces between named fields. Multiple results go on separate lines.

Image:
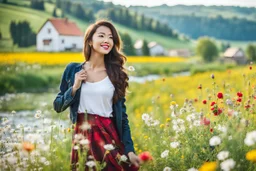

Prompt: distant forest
xmin=130 ymin=5 xmax=256 ymax=41
xmin=164 ymin=15 xmax=256 ymax=41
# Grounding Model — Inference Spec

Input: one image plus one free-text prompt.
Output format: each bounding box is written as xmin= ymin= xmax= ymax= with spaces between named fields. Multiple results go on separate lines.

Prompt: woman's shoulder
xmin=63 ymin=62 xmax=81 ymax=77
xmin=65 ymin=62 xmax=80 ymax=69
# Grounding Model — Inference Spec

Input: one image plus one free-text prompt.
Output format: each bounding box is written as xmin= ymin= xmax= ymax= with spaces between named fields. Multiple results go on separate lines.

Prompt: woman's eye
xmin=109 ymin=37 xmax=113 ymax=39
xmin=99 ymin=35 xmax=104 ymax=37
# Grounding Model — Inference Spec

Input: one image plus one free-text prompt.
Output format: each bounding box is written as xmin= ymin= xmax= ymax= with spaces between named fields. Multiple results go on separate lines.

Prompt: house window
xmin=72 ymin=44 xmax=76 ymax=48
xmin=48 ymin=28 xmax=51 ymax=34
xmin=43 ymin=39 xmax=52 ymax=45
xmin=62 ymin=39 xmax=64 ymax=44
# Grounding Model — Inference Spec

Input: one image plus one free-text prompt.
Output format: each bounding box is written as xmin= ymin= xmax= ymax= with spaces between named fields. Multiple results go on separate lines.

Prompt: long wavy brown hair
xmin=83 ymin=20 xmax=128 ymax=103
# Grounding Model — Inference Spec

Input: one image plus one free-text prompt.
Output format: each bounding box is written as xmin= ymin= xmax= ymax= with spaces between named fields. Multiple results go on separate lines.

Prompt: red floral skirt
xmin=71 ymin=113 xmax=139 ymax=171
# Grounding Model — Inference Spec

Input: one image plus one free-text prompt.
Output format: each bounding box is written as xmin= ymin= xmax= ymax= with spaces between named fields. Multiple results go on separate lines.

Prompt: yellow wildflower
xmin=67 ymin=128 xmax=71 ymax=132
xmin=170 ymin=101 xmax=176 ymax=105
xmin=246 ymin=149 xmax=256 ymax=162
xmin=166 ymin=118 xmax=171 ymax=122
xmin=160 ymin=124 xmax=165 ymax=128
xmin=199 ymin=162 xmax=217 ymax=171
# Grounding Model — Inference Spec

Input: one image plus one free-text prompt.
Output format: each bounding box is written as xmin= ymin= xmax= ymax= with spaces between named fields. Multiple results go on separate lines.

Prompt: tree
xmin=72 ymin=4 xmax=85 ymax=19
xmin=196 ymin=37 xmax=218 ymax=62
xmin=142 ymin=39 xmax=150 ymax=56
xmin=52 ymin=7 xmax=57 ymax=17
xmin=85 ymin=9 xmax=95 ymax=22
xmin=56 ymin=0 xmax=61 ymax=8
xmin=221 ymin=42 xmax=230 ymax=52
xmin=121 ymin=32 xmax=135 ymax=56
xmin=9 ymin=21 xmax=36 ymax=47
xmin=31 ymin=0 xmax=45 ymax=10
xmin=246 ymin=44 xmax=256 ymax=62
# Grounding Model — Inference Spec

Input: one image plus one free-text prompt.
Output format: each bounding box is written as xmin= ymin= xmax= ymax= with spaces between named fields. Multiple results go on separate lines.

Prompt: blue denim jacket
xmin=53 ymin=62 xmax=135 ymax=155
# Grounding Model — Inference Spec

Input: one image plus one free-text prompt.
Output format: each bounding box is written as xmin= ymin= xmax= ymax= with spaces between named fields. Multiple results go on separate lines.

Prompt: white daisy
xmin=103 ymin=144 xmax=115 ymax=151
xmin=217 ymin=151 xmax=229 ymax=161
xmin=161 ymin=150 xmax=169 ymax=158
xmin=220 ymin=159 xmax=236 ymax=171
xmin=209 ymin=136 xmax=221 ymax=146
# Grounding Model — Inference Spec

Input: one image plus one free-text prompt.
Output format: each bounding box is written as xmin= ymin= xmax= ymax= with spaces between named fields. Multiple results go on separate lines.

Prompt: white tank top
xmin=78 ymin=76 xmax=115 ymax=117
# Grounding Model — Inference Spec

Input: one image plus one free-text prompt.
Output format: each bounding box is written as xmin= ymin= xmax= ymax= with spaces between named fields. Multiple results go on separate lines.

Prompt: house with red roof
xmin=37 ymin=18 xmax=84 ymax=52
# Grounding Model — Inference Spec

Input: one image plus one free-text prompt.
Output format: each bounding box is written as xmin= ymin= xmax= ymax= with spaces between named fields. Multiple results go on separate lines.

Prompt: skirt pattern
xmin=71 ymin=113 xmax=139 ymax=171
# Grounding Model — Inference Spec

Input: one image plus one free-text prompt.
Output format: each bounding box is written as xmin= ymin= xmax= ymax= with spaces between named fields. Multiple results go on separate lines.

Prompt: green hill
xmin=129 ymin=5 xmax=256 ymax=41
xmin=0 ymin=2 xmax=193 ymax=52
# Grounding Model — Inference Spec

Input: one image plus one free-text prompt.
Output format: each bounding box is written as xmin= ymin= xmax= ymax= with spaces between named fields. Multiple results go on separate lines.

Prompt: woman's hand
xmin=128 ymin=152 xmax=141 ymax=168
xmin=73 ymin=69 xmax=87 ymax=90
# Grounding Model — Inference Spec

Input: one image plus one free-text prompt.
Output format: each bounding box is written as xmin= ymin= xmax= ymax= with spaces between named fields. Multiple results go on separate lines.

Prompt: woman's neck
xmin=88 ymin=52 xmax=105 ymax=70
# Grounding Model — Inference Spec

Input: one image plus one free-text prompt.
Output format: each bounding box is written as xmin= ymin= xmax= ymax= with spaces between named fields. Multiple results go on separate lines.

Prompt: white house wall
xmin=37 ymin=21 xmax=59 ymax=52
xmin=58 ymin=35 xmax=83 ymax=51
xmin=150 ymin=45 xmax=165 ymax=56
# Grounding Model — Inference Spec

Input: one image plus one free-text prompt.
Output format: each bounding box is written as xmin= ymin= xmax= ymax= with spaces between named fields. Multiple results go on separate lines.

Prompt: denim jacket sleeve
xmin=53 ymin=63 xmax=79 ymax=113
xmin=121 ymin=97 xmax=135 ymax=155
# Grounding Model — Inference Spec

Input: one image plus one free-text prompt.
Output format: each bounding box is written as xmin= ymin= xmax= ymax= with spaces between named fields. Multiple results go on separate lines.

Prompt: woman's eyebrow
xmin=97 ymin=32 xmax=112 ymax=36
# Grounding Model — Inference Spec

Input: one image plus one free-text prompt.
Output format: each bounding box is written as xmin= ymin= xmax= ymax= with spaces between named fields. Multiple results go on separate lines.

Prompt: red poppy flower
xmin=202 ymin=100 xmax=207 ymax=104
xmin=198 ymin=84 xmax=202 ymax=89
xmin=210 ymin=128 xmax=213 ymax=132
xmin=211 ymin=102 xmax=216 ymax=106
xmin=217 ymin=92 xmax=223 ymax=99
xmin=201 ymin=117 xmax=210 ymax=125
xmin=237 ymin=98 xmax=242 ymax=102
xmin=237 ymin=92 xmax=243 ymax=97
xmin=213 ymin=108 xmax=222 ymax=116
xmin=138 ymin=151 xmax=153 ymax=162
xmin=245 ymin=104 xmax=250 ymax=109
xmin=249 ymin=66 xmax=252 ymax=70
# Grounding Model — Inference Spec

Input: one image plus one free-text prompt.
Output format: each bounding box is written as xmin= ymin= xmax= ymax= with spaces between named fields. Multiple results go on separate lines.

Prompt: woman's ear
xmin=88 ymin=41 xmax=92 ymax=47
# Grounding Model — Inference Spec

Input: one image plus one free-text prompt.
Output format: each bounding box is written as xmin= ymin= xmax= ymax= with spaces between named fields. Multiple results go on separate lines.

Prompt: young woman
xmin=53 ymin=20 xmax=140 ymax=170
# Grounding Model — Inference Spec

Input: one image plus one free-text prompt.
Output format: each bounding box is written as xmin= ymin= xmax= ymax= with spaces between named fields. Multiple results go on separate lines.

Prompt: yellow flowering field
xmin=0 ymin=53 xmax=186 ymax=64
xmin=127 ymin=65 xmax=256 ymax=170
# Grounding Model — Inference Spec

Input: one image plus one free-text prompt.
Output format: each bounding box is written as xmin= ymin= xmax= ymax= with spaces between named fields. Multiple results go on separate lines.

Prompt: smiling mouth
xmin=101 ymin=45 xmax=110 ymax=50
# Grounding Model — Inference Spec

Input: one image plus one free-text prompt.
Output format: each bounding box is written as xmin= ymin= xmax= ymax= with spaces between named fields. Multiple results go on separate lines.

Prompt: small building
xmin=134 ymin=40 xmax=165 ymax=56
xmin=134 ymin=40 xmax=144 ymax=56
xmin=37 ymin=18 xmax=84 ymax=52
xmin=148 ymin=42 xmax=165 ymax=56
xmin=223 ymin=48 xmax=247 ymax=64
xmin=167 ymin=49 xmax=191 ymax=57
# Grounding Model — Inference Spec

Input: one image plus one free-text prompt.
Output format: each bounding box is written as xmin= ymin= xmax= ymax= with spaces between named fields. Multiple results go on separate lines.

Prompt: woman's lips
xmin=101 ymin=45 xmax=109 ymax=50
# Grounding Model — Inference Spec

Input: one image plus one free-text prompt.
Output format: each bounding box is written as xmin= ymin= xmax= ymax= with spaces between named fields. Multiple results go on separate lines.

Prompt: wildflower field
xmin=0 ymin=54 xmax=256 ymax=171
xmin=0 ymin=53 xmax=186 ymax=64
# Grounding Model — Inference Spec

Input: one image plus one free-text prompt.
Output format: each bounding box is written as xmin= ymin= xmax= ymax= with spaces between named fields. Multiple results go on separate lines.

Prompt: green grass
xmin=7 ymin=0 xmax=31 ymax=6
xmin=113 ymin=22 xmax=194 ymax=50
xmin=0 ymin=2 xmax=254 ymax=53
xmin=0 ymin=3 xmax=194 ymax=52
xmin=0 ymin=3 xmax=52 ymax=38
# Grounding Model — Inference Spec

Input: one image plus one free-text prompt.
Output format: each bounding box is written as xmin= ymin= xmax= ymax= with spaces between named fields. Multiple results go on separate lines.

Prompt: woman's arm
xmin=121 ymin=97 xmax=135 ymax=155
xmin=53 ymin=63 xmax=79 ymax=113
xmin=121 ymin=97 xmax=141 ymax=167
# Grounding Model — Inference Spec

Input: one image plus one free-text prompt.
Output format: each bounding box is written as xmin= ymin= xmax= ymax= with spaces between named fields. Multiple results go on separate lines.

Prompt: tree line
xmin=106 ymin=8 xmax=178 ymax=38
xmin=165 ymin=15 xmax=256 ymax=41
xmin=9 ymin=21 xmax=36 ymax=47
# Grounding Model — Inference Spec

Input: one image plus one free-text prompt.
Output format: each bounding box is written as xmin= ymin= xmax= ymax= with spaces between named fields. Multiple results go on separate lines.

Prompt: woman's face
xmin=90 ymin=26 xmax=114 ymax=55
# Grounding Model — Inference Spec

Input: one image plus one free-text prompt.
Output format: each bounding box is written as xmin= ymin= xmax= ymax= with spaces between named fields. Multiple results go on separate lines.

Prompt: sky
xmin=101 ymin=0 xmax=256 ymax=7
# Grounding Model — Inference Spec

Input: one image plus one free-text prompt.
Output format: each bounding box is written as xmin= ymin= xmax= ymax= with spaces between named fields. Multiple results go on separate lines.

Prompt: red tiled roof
xmin=39 ymin=18 xmax=84 ymax=36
